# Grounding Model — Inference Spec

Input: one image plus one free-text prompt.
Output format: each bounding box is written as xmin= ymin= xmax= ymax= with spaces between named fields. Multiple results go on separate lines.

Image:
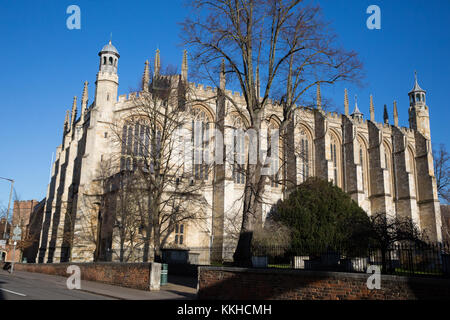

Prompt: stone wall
xmin=14 ymin=262 xmax=161 ymax=291
xmin=198 ymin=266 xmax=450 ymax=300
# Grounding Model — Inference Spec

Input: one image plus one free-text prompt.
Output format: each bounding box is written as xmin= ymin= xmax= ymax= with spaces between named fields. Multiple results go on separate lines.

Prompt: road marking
xmin=0 ymin=288 xmax=27 ymax=297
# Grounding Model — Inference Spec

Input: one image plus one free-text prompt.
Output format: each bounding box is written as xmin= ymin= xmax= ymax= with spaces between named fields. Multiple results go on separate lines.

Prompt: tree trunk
xmin=233 ymin=116 xmax=264 ymax=267
xmin=142 ymin=224 xmax=152 ymax=262
xmin=153 ymin=223 xmax=162 ymax=263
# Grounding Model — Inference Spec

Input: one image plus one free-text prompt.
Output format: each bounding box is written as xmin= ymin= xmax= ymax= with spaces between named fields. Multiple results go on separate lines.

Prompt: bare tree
xmin=365 ymin=212 xmax=427 ymax=273
xmin=434 ymin=143 xmax=450 ymax=204
xmin=112 ymin=171 xmax=146 ymax=262
xmin=109 ymin=65 xmax=211 ymax=262
xmin=72 ymin=159 xmax=115 ymax=262
xmin=441 ymin=205 xmax=450 ymax=244
xmin=181 ymin=0 xmax=361 ymax=265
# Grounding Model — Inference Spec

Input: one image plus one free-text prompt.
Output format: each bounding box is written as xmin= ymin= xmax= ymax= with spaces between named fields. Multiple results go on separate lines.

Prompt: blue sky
xmin=0 ymin=0 xmax=449 ymax=210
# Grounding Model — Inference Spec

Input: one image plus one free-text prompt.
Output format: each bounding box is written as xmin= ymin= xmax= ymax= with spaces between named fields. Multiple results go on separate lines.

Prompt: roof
xmin=409 ymin=71 xmax=426 ymax=94
xmin=99 ymin=40 xmax=119 ymax=57
xmin=351 ymin=95 xmax=363 ymax=117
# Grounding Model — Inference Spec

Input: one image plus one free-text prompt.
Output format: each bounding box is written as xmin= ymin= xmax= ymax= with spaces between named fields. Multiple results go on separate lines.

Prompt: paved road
xmin=0 ymin=269 xmax=197 ymax=300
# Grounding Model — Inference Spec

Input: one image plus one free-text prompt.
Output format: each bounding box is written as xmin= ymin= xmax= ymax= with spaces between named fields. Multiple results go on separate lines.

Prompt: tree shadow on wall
xmin=197 ymin=267 xmax=450 ymax=300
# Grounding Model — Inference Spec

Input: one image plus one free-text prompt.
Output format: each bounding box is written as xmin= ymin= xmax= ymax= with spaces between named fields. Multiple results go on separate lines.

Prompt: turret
xmin=408 ymin=71 xmax=430 ymax=139
xmin=351 ymin=95 xmax=363 ymax=121
xmin=98 ymin=40 xmax=119 ymax=74
xmin=94 ymin=40 xmax=119 ymax=114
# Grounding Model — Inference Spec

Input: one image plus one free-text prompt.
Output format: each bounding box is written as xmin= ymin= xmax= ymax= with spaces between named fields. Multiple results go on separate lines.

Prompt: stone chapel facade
xmin=35 ymin=41 xmax=442 ymax=264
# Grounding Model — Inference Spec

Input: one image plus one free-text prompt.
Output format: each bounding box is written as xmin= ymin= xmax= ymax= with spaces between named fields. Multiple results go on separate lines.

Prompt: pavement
xmin=0 ymin=269 xmax=197 ymax=300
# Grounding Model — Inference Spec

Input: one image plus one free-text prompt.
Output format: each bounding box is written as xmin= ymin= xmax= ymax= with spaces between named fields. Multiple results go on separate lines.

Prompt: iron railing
xmin=100 ymin=242 xmax=450 ymax=278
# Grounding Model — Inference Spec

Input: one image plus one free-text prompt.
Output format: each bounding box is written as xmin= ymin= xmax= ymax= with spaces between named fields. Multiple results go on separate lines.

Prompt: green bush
xmin=270 ymin=177 xmax=371 ymax=256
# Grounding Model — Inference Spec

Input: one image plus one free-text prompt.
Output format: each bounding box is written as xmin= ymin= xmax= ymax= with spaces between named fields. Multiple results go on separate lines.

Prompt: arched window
xmin=120 ymin=120 xmax=156 ymax=172
xmin=329 ymin=132 xmax=342 ymax=188
xmin=297 ymin=126 xmax=312 ymax=184
xmin=406 ymin=146 xmax=417 ymax=198
xmin=109 ymin=57 xmax=113 ymax=65
xmin=383 ymin=141 xmax=395 ymax=197
xmin=192 ymin=106 xmax=213 ymax=180
xmin=267 ymin=118 xmax=281 ymax=188
xmin=357 ymin=136 xmax=369 ymax=194
xmin=103 ymin=57 xmax=107 ymax=65
xmin=174 ymin=224 xmax=184 ymax=245
xmin=232 ymin=115 xmax=246 ymax=185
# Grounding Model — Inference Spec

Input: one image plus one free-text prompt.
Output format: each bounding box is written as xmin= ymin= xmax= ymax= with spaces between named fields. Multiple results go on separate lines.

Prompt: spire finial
xmin=109 ymin=32 xmax=112 ymax=44
xmin=351 ymin=94 xmax=363 ymax=120
xmin=383 ymin=104 xmax=389 ymax=124
xmin=220 ymin=58 xmax=226 ymax=90
xmin=71 ymin=96 xmax=78 ymax=127
xmin=154 ymin=49 xmax=161 ymax=77
xmin=142 ymin=60 xmax=150 ymax=92
xmin=316 ymin=82 xmax=322 ymax=110
xmin=393 ymin=100 xmax=399 ymax=127
xmin=369 ymin=95 xmax=375 ymax=121
xmin=181 ymin=49 xmax=188 ymax=81
xmin=64 ymin=110 xmax=70 ymax=133
xmin=344 ymin=89 xmax=349 ymax=115
xmin=81 ymin=81 xmax=88 ymax=123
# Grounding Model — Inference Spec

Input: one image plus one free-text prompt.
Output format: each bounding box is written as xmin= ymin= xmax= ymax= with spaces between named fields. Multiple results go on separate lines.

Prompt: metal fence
xmin=246 ymin=242 xmax=450 ymax=277
xmin=102 ymin=242 xmax=450 ymax=278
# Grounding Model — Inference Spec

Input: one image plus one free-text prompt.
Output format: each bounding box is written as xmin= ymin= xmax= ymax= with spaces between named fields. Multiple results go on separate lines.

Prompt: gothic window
xmin=383 ymin=141 xmax=394 ymax=197
xmin=357 ymin=136 xmax=369 ymax=194
xmin=406 ymin=146 xmax=417 ymax=197
xmin=268 ymin=119 xmax=280 ymax=188
xmin=174 ymin=224 xmax=184 ymax=245
xmin=298 ymin=128 xmax=312 ymax=183
xmin=329 ymin=132 xmax=342 ymax=188
xmin=331 ymin=143 xmax=338 ymax=185
xmin=232 ymin=115 xmax=246 ymax=185
xmin=192 ymin=106 xmax=213 ymax=180
xmin=120 ymin=121 xmax=156 ymax=172
xmin=360 ymin=148 xmax=365 ymax=191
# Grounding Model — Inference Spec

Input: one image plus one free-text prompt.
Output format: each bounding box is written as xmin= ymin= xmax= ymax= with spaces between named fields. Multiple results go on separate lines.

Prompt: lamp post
xmin=0 ymin=177 xmax=14 ymax=240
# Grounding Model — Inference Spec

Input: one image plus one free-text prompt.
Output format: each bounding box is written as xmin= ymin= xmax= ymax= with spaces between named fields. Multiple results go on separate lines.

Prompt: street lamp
xmin=0 ymin=177 xmax=14 ymax=240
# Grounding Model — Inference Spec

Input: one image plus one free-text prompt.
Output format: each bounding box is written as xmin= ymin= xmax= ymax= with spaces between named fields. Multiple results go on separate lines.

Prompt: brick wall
xmin=198 ymin=266 xmax=450 ymax=300
xmin=14 ymin=262 xmax=155 ymax=291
